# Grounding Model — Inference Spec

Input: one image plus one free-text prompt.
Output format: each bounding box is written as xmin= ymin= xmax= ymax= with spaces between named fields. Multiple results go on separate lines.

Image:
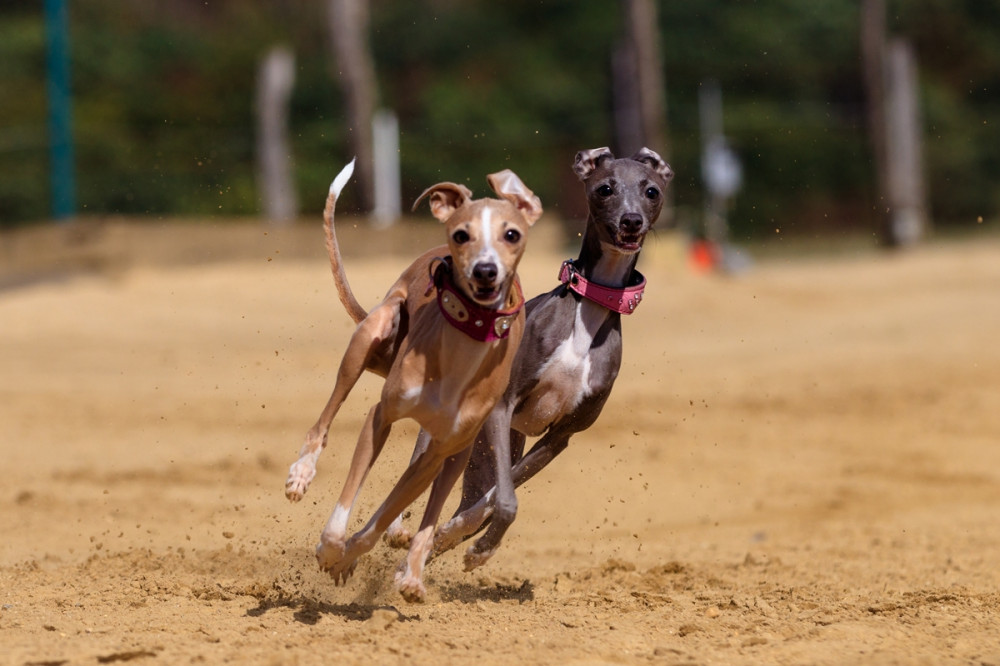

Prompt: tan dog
xmin=285 ymin=159 xmax=542 ymax=601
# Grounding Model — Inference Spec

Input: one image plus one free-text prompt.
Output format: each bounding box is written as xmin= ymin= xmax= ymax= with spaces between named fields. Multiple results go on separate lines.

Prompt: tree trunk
xmin=327 ymin=0 xmax=376 ymax=213
xmin=861 ymin=0 xmax=891 ymax=243
xmin=615 ymin=0 xmax=672 ymax=218
xmin=623 ymin=0 xmax=667 ymax=155
xmin=612 ymin=42 xmax=643 ymax=159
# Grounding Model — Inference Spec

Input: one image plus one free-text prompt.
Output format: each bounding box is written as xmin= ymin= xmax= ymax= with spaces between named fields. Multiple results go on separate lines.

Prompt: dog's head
xmin=573 ymin=147 xmax=673 ymax=255
xmin=414 ymin=171 xmax=542 ymax=307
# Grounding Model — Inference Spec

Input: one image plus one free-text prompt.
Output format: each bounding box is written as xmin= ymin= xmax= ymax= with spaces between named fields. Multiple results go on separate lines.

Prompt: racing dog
xmin=431 ymin=147 xmax=672 ymax=569
xmin=285 ymin=159 xmax=542 ymax=600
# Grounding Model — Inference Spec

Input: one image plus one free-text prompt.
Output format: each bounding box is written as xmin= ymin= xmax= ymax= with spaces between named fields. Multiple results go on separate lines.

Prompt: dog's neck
xmin=576 ymin=223 xmax=640 ymax=288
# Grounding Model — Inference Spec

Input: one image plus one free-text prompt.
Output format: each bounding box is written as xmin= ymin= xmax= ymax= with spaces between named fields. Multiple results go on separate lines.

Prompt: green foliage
xmin=371 ymin=0 xmax=619 ymax=211
xmin=893 ymin=0 xmax=1000 ymax=223
xmin=0 ymin=14 xmax=49 ymax=222
xmin=659 ymin=1 xmax=873 ymax=237
xmin=1 ymin=0 xmax=998 ymax=234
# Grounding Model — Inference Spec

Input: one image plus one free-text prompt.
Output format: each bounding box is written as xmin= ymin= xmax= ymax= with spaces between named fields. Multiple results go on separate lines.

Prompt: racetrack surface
xmin=2 ymin=220 xmax=999 ymax=665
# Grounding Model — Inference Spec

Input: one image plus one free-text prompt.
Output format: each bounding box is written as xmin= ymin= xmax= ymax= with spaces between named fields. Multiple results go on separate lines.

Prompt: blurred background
xmin=2 ymin=0 xmax=998 ymax=247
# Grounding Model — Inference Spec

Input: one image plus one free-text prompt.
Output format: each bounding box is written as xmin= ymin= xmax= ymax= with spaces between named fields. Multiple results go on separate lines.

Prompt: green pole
xmin=45 ymin=0 xmax=76 ymax=219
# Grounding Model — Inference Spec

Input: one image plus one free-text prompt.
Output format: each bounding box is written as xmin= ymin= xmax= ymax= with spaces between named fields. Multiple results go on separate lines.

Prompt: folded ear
xmin=632 ymin=147 xmax=674 ymax=183
xmin=412 ymin=182 xmax=474 ymax=222
xmin=486 ymin=169 xmax=543 ymax=226
xmin=572 ymin=147 xmax=614 ymax=181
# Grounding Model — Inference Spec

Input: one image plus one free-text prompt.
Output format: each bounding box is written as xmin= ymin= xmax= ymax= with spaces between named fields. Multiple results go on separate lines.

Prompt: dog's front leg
xmin=434 ymin=422 xmax=525 ymax=556
xmin=453 ymin=428 xmax=570 ymax=571
xmin=395 ymin=445 xmax=473 ymax=602
xmin=285 ymin=300 xmax=401 ymax=501
xmin=460 ymin=408 xmax=520 ymax=570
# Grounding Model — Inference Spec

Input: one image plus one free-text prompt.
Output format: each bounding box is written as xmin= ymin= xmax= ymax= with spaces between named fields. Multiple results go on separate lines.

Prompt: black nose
xmin=620 ymin=213 xmax=643 ymax=234
xmin=473 ymin=262 xmax=498 ymax=282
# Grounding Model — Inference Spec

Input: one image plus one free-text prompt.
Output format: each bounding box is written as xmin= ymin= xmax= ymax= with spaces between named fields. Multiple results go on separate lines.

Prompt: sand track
xmin=2 ymin=221 xmax=999 ymax=665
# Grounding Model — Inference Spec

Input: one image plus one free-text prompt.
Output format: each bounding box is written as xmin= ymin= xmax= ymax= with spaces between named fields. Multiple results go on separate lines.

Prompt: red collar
xmin=429 ymin=258 xmax=524 ymax=342
xmin=558 ymin=259 xmax=646 ymax=315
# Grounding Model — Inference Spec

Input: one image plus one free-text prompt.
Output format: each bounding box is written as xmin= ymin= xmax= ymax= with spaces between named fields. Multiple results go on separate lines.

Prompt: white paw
xmin=394 ymin=568 xmax=427 ymax=603
xmin=315 ymin=537 xmax=355 ymax=585
xmin=384 ymin=525 xmax=412 ymax=550
xmin=285 ymin=460 xmax=316 ymax=501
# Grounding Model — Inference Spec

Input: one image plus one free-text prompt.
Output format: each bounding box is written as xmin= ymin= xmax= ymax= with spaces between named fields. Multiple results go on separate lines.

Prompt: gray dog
xmin=431 ymin=147 xmax=673 ymax=569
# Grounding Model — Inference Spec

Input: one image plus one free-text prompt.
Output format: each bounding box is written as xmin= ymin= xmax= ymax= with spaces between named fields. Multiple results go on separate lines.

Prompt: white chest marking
xmin=513 ymin=300 xmax=609 ymax=436
xmin=540 ymin=301 xmax=606 ymax=402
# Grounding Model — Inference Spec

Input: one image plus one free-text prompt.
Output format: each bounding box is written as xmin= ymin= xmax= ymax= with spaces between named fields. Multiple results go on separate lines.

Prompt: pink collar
xmin=559 ymin=259 xmax=646 ymax=315
xmin=430 ymin=258 xmax=524 ymax=342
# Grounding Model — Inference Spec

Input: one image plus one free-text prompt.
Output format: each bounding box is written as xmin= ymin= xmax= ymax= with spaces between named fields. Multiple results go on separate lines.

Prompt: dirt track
xmin=2 ymin=220 xmax=999 ymax=665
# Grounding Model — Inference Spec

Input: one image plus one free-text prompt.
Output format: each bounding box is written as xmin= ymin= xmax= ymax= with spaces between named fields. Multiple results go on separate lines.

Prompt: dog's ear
xmin=573 ymin=147 xmax=614 ymax=181
xmin=487 ymin=169 xmax=543 ymax=226
xmin=412 ymin=182 xmax=474 ymax=222
xmin=632 ymin=147 xmax=674 ymax=183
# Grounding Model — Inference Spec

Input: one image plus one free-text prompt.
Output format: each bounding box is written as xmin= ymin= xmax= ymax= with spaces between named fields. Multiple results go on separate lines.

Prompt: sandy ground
xmin=1 ymin=218 xmax=999 ymax=665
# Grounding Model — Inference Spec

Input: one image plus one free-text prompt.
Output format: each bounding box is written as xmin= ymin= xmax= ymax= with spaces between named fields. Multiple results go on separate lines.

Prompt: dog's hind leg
xmin=385 ymin=428 xmax=433 ymax=549
xmin=285 ymin=298 xmax=402 ymax=501
xmin=316 ymin=401 xmax=394 ymax=582
xmin=325 ymin=441 xmax=456 ymax=588
xmin=395 ymin=445 xmax=473 ymax=602
xmin=507 ymin=430 xmax=572 ymax=488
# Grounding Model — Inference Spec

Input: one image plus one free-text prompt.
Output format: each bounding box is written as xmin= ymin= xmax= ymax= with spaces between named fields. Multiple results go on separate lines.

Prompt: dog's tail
xmin=324 ymin=159 xmax=368 ymax=324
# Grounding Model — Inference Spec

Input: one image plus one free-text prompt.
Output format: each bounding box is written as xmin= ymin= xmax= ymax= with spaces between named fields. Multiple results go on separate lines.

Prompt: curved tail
xmin=324 ymin=159 xmax=368 ymax=324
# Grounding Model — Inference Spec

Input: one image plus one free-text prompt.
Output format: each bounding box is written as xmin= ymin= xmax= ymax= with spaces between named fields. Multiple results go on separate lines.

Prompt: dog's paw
xmin=285 ymin=460 xmax=316 ymax=501
xmin=330 ymin=561 xmax=358 ymax=585
xmin=394 ymin=568 xmax=427 ymax=603
xmin=318 ymin=554 xmax=357 ymax=585
xmin=315 ymin=536 xmax=349 ymax=580
xmin=463 ymin=543 xmax=497 ymax=572
xmin=284 ymin=483 xmax=307 ymax=502
xmin=431 ymin=518 xmax=466 ymax=556
xmin=383 ymin=524 xmax=412 ymax=550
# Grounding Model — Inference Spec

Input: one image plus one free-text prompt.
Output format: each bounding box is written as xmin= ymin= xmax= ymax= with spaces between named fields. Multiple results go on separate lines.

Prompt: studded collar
xmin=558 ymin=259 xmax=646 ymax=315
xmin=429 ymin=257 xmax=524 ymax=342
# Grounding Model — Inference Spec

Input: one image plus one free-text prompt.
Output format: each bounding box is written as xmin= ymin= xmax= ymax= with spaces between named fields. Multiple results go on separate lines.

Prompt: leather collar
xmin=558 ymin=259 xmax=645 ymax=315
xmin=430 ymin=257 xmax=524 ymax=342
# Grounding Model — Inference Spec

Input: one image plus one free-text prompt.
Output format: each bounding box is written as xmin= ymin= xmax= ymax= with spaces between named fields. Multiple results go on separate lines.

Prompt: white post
xmin=255 ymin=46 xmax=297 ymax=226
xmin=699 ymin=81 xmax=741 ymax=245
xmin=372 ymin=108 xmax=401 ymax=227
xmin=884 ymin=38 xmax=927 ymax=245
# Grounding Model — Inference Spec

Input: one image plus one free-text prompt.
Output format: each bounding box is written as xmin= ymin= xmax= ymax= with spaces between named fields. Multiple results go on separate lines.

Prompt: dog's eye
xmin=504 ymin=229 xmax=521 ymax=243
xmin=645 ymin=187 xmax=660 ymax=200
xmin=452 ymin=229 xmax=470 ymax=244
xmin=597 ymin=184 xmax=614 ymax=197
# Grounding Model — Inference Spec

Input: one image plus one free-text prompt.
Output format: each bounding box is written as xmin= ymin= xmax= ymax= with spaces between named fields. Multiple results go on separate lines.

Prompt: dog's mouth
xmin=469 ymin=283 xmax=501 ymax=305
xmin=615 ymin=232 xmax=645 ymax=253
